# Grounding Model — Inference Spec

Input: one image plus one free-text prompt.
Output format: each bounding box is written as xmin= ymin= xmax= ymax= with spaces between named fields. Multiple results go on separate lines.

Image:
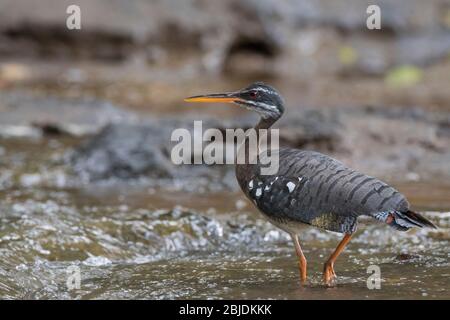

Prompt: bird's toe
xmin=322 ymin=262 xmax=337 ymax=286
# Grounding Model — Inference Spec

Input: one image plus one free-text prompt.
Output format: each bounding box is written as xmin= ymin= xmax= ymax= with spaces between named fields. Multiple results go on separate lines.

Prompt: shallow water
xmin=0 ymin=139 xmax=449 ymax=299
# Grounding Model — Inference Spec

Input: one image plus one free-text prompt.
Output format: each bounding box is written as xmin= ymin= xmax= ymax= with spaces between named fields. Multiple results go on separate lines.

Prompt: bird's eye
xmin=250 ymin=91 xmax=258 ymax=98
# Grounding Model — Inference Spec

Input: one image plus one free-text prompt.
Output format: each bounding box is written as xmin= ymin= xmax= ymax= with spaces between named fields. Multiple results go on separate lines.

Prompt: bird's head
xmin=184 ymin=82 xmax=284 ymax=120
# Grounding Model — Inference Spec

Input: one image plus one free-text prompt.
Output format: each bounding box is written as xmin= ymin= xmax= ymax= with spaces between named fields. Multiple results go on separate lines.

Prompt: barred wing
xmin=246 ymin=149 xmax=409 ymax=233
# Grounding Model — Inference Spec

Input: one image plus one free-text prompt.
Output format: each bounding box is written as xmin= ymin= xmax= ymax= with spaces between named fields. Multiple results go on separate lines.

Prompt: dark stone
xmin=72 ymin=123 xmax=174 ymax=180
xmin=395 ymin=253 xmax=420 ymax=261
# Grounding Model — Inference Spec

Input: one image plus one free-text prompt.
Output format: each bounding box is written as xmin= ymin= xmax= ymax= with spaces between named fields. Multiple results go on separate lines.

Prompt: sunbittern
xmin=184 ymin=82 xmax=436 ymax=286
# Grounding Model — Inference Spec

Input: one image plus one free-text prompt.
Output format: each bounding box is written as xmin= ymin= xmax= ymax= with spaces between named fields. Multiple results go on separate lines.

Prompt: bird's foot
xmin=298 ymin=260 xmax=307 ymax=286
xmin=298 ymin=273 xmax=307 ymax=286
xmin=322 ymin=262 xmax=337 ymax=286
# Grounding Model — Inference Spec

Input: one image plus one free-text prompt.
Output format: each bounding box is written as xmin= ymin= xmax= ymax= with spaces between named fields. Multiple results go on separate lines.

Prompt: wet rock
xmin=72 ymin=123 xmax=174 ymax=180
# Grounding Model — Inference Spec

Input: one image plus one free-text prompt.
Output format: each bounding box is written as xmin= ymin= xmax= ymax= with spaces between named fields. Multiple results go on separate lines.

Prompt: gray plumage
xmin=239 ymin=148 xmax=433 ymax=234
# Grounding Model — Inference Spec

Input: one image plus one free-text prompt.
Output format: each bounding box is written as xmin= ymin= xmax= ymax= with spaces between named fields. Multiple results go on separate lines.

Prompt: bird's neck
xmin=235 ymin=116 xmax=279 ymax=190
xmin=238 ymin=116 xmax=279 ymax=159
xmin=255 ymin=117 xmax=277 ymax=132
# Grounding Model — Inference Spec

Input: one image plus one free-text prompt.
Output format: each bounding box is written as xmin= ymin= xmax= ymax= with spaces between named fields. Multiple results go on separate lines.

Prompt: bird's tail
xmin=373 ymin=210 xmax=437 ymax=231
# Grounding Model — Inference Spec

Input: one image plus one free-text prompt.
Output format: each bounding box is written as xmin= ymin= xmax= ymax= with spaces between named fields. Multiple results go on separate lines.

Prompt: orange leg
xmin=291 ymin=234 xmax=307 ymax=285
xmin=323 ymin=233 xmax=352 ymax=286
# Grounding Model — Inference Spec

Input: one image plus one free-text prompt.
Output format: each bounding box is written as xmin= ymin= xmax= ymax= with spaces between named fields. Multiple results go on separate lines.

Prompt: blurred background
xmin=0 ymin=0 xmax=449 ymax=299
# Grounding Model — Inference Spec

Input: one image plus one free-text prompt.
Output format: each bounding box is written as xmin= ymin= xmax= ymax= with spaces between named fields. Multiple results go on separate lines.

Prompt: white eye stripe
xmin=242 ymin=87 xmax=275 ymax=95
xmin=242 ymin=99 xmax=277 ymax=111
xmin=254 ymin=87 xmax=272 ymax=94
xmin=241 ymin=100 xmax=280 ymax=119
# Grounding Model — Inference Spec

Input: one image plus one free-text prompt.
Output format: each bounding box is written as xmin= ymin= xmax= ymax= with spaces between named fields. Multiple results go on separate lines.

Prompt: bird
xmin=184 ymin=82 xmax=437 ymax=286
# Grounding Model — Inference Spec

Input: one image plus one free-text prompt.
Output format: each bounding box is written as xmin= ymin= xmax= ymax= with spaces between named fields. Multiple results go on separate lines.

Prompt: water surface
xmin=0 ymin=138 xmax=449 ymax=299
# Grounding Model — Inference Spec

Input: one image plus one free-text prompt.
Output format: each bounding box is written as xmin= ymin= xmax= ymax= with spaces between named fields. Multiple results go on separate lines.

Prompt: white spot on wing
xmin=286 ymin=182 xmax=296 ymax=193
xmin=255 ymin=188 xmax=262 ymax=197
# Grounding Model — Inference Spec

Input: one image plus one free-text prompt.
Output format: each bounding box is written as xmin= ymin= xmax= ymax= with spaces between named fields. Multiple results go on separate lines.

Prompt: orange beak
xmin=184 ymin=93 xmax=243 ymax=104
